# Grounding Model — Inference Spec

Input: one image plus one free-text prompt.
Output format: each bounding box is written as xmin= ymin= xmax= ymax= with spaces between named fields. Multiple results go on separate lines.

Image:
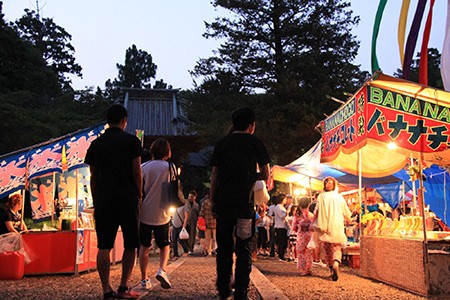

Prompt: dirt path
xmin=0 ymin=251 xmax=429 ymax=299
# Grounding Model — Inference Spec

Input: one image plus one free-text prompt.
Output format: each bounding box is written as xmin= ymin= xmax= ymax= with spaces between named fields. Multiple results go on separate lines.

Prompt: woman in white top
xmin=313 ymin=177 xmax=353 ymax=281
xmin=139 ymin=138 xmax=174 ymax=290
xmin=273 ymin=194 xmax=292 ymax=261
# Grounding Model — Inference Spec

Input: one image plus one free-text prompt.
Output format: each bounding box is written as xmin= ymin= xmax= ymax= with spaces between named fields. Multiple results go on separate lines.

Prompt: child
xmin=292 ymin=197 xmax=314 ymax=275
xmin=256 ymin=204 xmax=270 ymax=256
xmin=287 ymin=205 xmax=298 ymax=262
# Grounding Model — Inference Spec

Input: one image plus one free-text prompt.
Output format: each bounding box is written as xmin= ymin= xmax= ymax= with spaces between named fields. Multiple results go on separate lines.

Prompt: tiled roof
xmin=122 ymin=88 xmax=194 ymax=137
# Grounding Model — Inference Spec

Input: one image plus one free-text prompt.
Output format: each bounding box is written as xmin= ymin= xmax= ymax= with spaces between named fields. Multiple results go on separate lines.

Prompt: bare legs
xmin=139 ymin=244 xmax=170 ymax=280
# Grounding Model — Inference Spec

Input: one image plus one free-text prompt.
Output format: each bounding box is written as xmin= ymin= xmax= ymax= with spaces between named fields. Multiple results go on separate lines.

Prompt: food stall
xmin=320 ymin=72 xmax=450 ymax=297
xmin=0 ymin=123 xmax=124 ymax=275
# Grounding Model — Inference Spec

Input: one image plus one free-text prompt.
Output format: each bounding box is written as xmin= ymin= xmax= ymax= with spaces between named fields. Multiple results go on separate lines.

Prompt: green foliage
xmin=0 ymin=4 xmax=60 ymax=96
xmin=12 ymin=8 xmax=82 ymax=92
xmin=103 ymin=44 xmax=165 ymax=100
xmin=187 ymin=0 xmax=369 ymax=165
xmin=0 ymin=3 xmax=108 ymax=155
xmin=394 ymin=48 xmax=444 ymax=89
xmin=0 ymin=91 xmax=109 ymax=155
xmin=115 ymin=44 xmax=157 ymax=88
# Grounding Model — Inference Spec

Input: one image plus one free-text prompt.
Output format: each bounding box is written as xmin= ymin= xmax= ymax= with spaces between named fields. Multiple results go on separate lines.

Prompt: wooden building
xmin=122 ymin=88 xmax=201 ymax=164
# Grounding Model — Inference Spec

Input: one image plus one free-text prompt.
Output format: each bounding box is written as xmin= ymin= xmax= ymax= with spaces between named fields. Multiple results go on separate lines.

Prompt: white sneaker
xmin=155 ymin=268 xmax=172 ymax=289
xmin=140 ymin=279 xmax=152 ymax=290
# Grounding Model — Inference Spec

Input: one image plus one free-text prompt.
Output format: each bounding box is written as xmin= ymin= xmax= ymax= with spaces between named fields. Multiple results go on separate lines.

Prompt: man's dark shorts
xmin=94 ymin=208 xmax=139 ymax=250
xmin=139 ymin=222 xmax=170 ymax=249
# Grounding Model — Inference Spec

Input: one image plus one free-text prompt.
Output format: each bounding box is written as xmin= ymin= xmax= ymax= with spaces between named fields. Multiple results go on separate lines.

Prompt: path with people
xmin=0 ymin=245 xmax=427 ymax=299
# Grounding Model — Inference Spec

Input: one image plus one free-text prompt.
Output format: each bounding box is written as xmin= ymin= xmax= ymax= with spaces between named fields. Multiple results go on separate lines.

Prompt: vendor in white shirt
xmin=273 ymin=194 xmax=292 ymax=261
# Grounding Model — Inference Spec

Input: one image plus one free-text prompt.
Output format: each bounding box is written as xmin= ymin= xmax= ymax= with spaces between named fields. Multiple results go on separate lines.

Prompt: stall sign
xmin=321 ymin=87 xmax=367 ymax=161
xmin=76 ymin=229 xmax=85 ymax=264
xmin=27 ymin=142 xmax=62 ymax=180
xmin=0 ymin=151 xmax=27 ymax=198
xmin=367 ymin=87 xmax=450 ymax=153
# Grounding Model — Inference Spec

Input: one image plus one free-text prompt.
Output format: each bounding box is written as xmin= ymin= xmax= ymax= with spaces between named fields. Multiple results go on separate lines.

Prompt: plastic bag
xmin=253 ymin=180 xmax=270 ymax=205
xmin=179 ymin=227 xmax=189 ymax=240
xmin=0 ymin=232 xmax=31 ymax=264
xmin=306 ymin=237 xmax=316 ymax=250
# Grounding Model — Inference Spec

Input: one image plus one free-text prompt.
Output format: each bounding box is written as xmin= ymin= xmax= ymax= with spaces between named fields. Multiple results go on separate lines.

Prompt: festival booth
xmin=0 ymin=123 xmax=125 ymax=275
xmin=320 ymin=72 xmax=450 ymax=297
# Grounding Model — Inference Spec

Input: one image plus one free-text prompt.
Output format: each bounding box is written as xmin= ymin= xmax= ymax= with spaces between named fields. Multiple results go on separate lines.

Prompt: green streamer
xmin=371 ymin=0 xmax=389 ymax=74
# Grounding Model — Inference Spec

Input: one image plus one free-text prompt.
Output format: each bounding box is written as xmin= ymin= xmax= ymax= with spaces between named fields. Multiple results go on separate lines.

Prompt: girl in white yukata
xmin=313 ymin=177 xmax=353 ymax=281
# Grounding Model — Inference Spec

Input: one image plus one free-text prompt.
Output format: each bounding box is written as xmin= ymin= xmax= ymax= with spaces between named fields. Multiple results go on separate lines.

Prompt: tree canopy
xmin=187 ymin=0 xmax=369 ymax=165
xmin=0 ymin=2 xmax=108 ymax=155
xmin=394 ymin=48 xmax=443 ymax=90
xmin=12 ymin=8 xmax=82 ymax=92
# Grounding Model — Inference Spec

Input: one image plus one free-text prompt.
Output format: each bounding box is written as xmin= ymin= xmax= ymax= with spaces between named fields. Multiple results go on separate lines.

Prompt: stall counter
xmin=360 ymin=235 xmax=450 ymax=297
xmin=22 ymin=229 xmax=124 ymax=275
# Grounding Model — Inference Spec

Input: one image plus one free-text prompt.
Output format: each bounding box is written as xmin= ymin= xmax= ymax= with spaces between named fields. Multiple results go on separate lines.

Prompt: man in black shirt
xmin=85 ymin=104 xmax=142 ymax=300
xmin=210 ymin=107 xmax=271 ymax=300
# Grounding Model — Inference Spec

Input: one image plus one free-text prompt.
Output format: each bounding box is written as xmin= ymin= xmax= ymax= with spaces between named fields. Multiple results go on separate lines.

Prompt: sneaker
xmin=188 ymin=251 xmax=193 ymax=256
xmin=140 ymin=279 xmax=152 ymax=290
xmin=331 ymin=261 xmax=339 ymax=281
xmin=103 ymin=291 xmax=116 ymax=300
xmin=116 ymin=287 xmax=141 ymax=299
xmin=156 ymin=268 xmax=172 ymax=289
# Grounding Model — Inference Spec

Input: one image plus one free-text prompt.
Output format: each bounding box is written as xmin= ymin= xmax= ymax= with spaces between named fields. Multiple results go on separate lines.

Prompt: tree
xmin=192 ymin=0 xmax=365 ymax=103
xmin=115 ymin=44 xmax=157 ymax=88
xmin=0 ymin=3 xmax=60 ymax=97
xmin=394 ymin=48 xmax=443 ymax=89
xmin=187 ymin=0 xmax=368 ymax=165
xmin=13 ymin=8 xmax=82 ymax=92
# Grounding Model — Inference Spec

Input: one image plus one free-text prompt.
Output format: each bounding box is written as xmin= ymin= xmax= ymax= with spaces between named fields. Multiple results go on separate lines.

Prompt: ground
xmin=0 ymin=250 xmax=430 ymax=300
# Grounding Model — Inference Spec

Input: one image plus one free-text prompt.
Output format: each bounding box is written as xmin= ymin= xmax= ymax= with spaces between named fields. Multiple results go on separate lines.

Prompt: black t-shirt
xmin=0 ymin=209 xmax=22 ymax=235
xmin=84 ymin=127 xmax=142 ymax=211
xmin=211 ymin=133 xmax=270 ymax=218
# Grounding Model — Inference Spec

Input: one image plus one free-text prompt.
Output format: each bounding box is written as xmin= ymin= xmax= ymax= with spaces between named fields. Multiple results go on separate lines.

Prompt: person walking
xmin=185 ymin=190 xmax=200 ymax=255
xmin=210 ymin=107 xmax=271 ymax=300
xmin=292 ymin=197 xmax=314 ymax=275
xmin=200 ymin=189 xmax=217 ymax=256
xmin=171 ymin=205 xmax=189 ymax=258
xmin=84 ymin=104 xmax=142 ymax=300
xmin=273 ymin=194 xmax=291 ymax=261
xmin=139 ymin=138 xmax=175 ymax=290
xmin=267 ymin=197 xmax=277 ymax=257
xmin=255 ymin=204 xmax=269 ymax=256
xmin=313 ymin=177 xmax=353 ymax=281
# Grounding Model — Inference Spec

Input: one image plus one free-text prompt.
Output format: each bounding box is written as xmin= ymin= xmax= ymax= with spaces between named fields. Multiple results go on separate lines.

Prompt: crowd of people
xmin=1 ymin=104 xmax=355 ymax=300
xmin=83 ymin=104 xmax=272 ymax=300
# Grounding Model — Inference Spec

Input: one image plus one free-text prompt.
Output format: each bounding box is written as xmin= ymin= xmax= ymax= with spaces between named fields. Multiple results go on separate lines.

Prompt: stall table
xmin=22 ymin=229 xmax=124 ymax=275
xmin=360 ymin=235 xmax=450 ymax=297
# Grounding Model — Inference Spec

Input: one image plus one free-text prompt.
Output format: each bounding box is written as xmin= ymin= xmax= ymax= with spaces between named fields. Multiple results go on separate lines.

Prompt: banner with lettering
xmin=0 ymin=151 xmax=28 ymax=199
xmin=366 ymin=86 xmax=449 ymax=153
xmin=321 ymin=73 xmax=450 ymax=177
xmin=321 ymin=87 xmax=367 ymax=162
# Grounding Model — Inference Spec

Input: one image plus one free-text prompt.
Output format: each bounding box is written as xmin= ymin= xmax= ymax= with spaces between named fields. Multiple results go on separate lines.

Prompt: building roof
xmin=122 ymin=88 xmax=194 ymax=137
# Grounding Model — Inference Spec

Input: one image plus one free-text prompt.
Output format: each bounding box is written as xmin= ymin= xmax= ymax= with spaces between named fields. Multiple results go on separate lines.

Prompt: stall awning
xmin=321 ymin=72 xmax=450 ymax=177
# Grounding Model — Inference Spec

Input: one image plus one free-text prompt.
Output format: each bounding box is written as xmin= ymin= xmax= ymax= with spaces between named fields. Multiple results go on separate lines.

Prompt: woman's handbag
xmin=168 ymin=162 xmax=185 ymax=207
xmin=179 ymin=227 xmax=189 ymax=240
xmin=253 ymin=180 xmax=270 ymax=205
xmin=197 ymin=216 xmax=206 ymax=231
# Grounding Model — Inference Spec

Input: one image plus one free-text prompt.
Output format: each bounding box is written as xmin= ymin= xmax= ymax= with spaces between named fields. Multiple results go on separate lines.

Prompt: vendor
xmin=0 ymin=194 xmax=27 ymax=235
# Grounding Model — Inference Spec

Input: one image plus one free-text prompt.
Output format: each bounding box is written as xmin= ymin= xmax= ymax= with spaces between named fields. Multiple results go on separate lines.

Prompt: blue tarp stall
xmin=274 ymin=140 xmax=449 ymax=226
xmin=0 ymin=123 xmax=106 ymax=223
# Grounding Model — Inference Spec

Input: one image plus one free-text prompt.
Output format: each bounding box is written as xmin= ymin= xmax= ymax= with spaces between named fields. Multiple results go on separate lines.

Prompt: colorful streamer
xmin=371 ymin=0 xmax=389 ymax=74
xmin=403 ymin=0 xmax=427 ymax=80
xmin=419 ymin=0 xmax=436 ymax=85
xmin=398 ymin=0 xmax=411 ymax=67
xmin=442 ymin=0 xmax=450 ymax=91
